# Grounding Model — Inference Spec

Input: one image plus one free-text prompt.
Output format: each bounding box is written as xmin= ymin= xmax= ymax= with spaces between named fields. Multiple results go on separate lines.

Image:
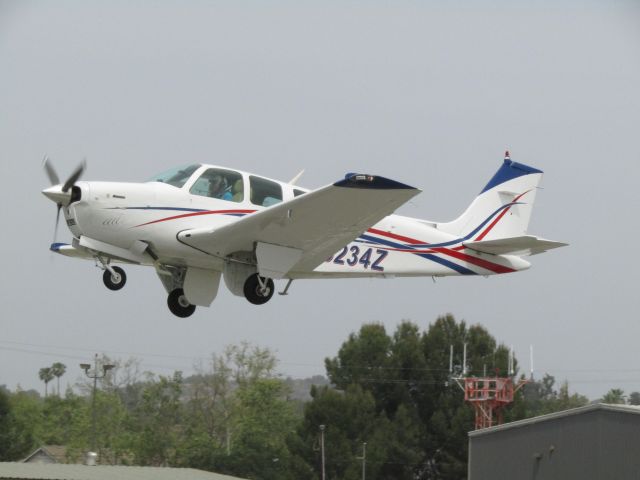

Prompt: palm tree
xmin=50 ymin=362 xmax=67 ymax=396
xmin=38 ymin=367 xmax=54 ymax=398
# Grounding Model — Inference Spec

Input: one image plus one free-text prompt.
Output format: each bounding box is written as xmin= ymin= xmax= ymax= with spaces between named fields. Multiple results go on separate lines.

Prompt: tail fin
xmin=437 ymin=153 xmax=543 ymax=241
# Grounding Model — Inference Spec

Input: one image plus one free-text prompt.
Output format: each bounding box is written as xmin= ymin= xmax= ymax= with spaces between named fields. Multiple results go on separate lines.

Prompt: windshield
xmin=149 ymin=164 xmax=201 ymax=188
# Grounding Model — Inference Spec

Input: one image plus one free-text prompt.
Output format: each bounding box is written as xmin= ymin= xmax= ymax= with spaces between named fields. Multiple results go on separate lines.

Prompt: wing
xmin=463 ymin=235 xmax=568 ymax=256
xmin=178 ymin=174 xmax=420 ymax=277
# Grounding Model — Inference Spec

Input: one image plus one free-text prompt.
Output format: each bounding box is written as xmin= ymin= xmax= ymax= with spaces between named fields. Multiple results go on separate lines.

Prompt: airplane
xmin=42 ymin=151 xmax=566 ymax=317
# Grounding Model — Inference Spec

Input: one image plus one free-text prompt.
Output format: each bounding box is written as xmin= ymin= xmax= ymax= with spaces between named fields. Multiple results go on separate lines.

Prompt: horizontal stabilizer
xmin=463 ymin=235 xmax=568 ymax=257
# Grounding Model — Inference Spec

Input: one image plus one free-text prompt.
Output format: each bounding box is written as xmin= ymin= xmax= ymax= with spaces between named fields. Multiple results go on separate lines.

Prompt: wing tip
xmin=334 ymin=174 xmax=418 ymax=190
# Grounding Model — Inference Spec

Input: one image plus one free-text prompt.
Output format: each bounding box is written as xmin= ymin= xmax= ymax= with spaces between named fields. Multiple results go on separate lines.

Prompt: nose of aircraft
xmin=42 ymin=185 xmax=71 ymax=205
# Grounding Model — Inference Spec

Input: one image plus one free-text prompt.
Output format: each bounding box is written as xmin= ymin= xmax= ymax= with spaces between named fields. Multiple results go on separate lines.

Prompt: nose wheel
xmin=243 ymin=273 xmax=274 ymax=305
xmin=102 ymin=266 xmax=127 ymax=291
xmin=167 ymin=288 xmax=196 ymax=318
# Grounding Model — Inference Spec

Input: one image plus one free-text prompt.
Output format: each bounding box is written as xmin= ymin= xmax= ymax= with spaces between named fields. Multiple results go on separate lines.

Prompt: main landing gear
xmin=167 ymin=288 xmax=196 ymax=318
xmin=243 ymin=273 xmax=274 ymax=305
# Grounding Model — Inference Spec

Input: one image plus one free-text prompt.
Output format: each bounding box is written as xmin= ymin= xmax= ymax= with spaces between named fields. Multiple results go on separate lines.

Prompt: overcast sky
xmin=1 ymin=1 xmax=639 ymax=400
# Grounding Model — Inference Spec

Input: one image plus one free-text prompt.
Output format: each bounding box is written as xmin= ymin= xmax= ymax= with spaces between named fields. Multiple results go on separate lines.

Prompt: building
xmin=0 ymin=463 xmax=247 ymax=480
xmin=22 ymin=446 xmax=70 ymax=465
xmin=468 ymin=403 xmax=640 ymax=479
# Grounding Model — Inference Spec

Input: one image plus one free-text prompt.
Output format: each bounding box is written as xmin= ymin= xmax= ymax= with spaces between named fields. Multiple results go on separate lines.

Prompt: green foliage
xmin=601 ymin=388 xmax=626 ymax=405
xmin=3 ymin=331 xmax=604 ymax=478
xmin=300 ymin=315 xmax=579 ymax=479
xmin=521 ymin=374 xmax=589 ymax=416
xmin=1 ymin=389 xmax=42 ymax=460
xmin=130 ymin=372 xmax=184 ymax=466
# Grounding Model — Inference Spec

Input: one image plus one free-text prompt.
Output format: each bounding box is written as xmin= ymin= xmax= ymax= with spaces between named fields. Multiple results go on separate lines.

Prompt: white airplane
xmin=42 ymin=152 xmax=566 ymax=317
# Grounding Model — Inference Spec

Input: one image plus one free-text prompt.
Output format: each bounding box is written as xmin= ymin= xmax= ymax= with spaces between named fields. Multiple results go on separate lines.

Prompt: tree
xmin=419 ymin=315 xmax=506 ymax=479
xmin=519 ymin=374 xmax=588 ymax=418
xmin=38 ymin=367 xmax=54 ymax=398
xmin=628 ymin=391 xmax=640 ymax=405
xmin=1 ymin=389 xmax=42 ymax=460
xmin=0 ymin=389 xmax=12 ymax=460
xmin=601 ymin=388 xmax=626 ymax=405
xmin=130 ymin=371 xmax=184 ymax=466
xmin=181 ymin=343 xmax=299 ymax=479
xmin=50 ymin=363 xmax=67 ymax=396
xmin=215 ymin=378 xmax=298 ymax=480
xmin=305 ymin=315 xmax=533 ymax=479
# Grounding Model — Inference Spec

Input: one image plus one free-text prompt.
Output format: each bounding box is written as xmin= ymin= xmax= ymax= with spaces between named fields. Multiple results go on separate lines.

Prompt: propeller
xmin=42 ymin=156 xmax=86 ymax=244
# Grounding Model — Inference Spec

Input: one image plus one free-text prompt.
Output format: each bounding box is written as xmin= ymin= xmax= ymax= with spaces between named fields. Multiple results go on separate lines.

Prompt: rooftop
xmin=0 ymin=463 xmax=246 ymax=480
xmin=469 ymin=403 xmax=640 ymax=438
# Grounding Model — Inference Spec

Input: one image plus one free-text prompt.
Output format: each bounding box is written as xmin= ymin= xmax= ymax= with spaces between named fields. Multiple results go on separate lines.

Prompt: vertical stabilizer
xmin=437 ymin=152 xmax=543 ymax=241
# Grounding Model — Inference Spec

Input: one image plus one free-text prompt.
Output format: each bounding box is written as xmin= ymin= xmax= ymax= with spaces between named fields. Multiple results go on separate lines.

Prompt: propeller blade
xmin=53 ymin=204 xmax=62 ymax=244
xmin=43 ymin=156 xmax=60 ymax=186
xmin=62 ymin=159 xmax=86 ymax=192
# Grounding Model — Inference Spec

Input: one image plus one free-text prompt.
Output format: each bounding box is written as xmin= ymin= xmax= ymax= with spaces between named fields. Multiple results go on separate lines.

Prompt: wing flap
xmin=178 ymin=174 xmax=420 ymax=274
xmin=463 ymin=235 xmax=568 ymax=256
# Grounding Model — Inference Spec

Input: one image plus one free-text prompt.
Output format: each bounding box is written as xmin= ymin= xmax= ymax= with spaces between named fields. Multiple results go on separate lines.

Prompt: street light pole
xmin=319 ymin=424 xmax=325 ymax=480
xmin=80 ymin=354 xmax=114 ymax=454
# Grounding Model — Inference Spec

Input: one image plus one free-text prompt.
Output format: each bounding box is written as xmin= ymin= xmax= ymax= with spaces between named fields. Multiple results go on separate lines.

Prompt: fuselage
xmin=62 ymin=164 xmax=530 ymax=278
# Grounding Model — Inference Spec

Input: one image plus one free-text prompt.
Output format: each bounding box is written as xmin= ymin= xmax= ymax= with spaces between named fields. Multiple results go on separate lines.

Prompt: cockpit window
xmin=190 ymin=168 xmax=244 ymax=202
xmin=150 ymin=164 xmax=200 ymax=188
xmin=250 ymin=176 xmax=282 ymax=207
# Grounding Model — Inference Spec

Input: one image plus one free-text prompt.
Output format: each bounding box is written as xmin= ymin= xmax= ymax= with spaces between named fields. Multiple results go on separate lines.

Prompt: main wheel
xmin=167 ymin=288 xmax=196 ymax=318
xmin=103 ymin=266 xmax=126 ymax=291
xmin=243 ymin=274 xmax=275 ymax=305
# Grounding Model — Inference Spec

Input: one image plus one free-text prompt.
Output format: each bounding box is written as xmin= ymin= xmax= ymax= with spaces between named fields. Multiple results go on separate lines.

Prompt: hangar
xmin=468 ymin=403 xmax=640 ymax=479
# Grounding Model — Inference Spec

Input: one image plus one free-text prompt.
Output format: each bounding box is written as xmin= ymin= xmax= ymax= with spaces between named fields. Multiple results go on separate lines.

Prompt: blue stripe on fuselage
xmin=358 ymin=234 xmax=477 ymax=275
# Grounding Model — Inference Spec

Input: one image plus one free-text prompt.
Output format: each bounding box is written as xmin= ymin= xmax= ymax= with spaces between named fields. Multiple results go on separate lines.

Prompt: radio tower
xmin=451 ymin=344 xmax=528 ymax=430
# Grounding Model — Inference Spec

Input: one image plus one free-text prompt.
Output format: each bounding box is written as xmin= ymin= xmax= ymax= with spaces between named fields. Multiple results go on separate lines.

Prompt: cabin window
xmin=190 ymin=168 xmax=244 ymax=202
xmin=293 ymin=189 xmax=306 ymax=197
xmin=249 ymin=176 xmax=282 ymax=207
xmin=150 ymin=164 xmax=200 ymax=188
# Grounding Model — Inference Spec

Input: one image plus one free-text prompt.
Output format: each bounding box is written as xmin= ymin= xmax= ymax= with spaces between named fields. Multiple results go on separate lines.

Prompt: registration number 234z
xmin=327 ymin=247 xmax=388 ymax=271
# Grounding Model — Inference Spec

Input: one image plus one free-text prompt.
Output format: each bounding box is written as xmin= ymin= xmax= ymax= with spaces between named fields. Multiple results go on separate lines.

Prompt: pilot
xmin=208 ymin=174 xmax=232 ymax=201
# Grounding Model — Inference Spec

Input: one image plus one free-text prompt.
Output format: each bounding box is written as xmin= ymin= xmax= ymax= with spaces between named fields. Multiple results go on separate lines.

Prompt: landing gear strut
xmin=167 ymin=288 xmax=196 ymax=318
xmin=243 ymin=273 xmax=274 ymax=305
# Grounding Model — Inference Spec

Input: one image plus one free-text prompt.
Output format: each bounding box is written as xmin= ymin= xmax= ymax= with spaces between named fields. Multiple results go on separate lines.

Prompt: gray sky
xmin=1 ymin=1 xmax=639 ymax=400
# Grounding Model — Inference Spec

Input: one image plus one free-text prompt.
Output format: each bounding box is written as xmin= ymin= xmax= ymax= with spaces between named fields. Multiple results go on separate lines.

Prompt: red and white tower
xmin=452 ymin=344 xmax=528 ymax=430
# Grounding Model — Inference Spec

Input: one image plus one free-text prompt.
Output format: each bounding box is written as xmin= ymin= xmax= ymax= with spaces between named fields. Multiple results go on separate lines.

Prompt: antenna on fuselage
xmin=288 ymin=169 xmax=305 ymax=185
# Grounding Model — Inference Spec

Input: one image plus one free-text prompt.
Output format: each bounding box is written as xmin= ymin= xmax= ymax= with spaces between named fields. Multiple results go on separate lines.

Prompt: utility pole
xmin=319 ymin=424 xmax=326 ymax=480
xmin=80 ymin=354 xmax=114 ymax=455
xmin=356 ymin=442 xmax=366 ymax=480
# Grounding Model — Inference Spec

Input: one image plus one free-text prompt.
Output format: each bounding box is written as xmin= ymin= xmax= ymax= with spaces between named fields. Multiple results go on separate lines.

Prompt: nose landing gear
xmin=102 ymin=266 xmax=127 ymax=291
xmin=243 ymin=273 xmax=275 ymax=305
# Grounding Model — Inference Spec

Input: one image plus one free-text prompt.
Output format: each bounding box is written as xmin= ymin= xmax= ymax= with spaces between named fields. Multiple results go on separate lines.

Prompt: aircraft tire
xmin=103 ymin=266 xmax=127 ymax=291
xmin=167 ymin=289 xmax=196 ymax=318
xmin=243 ymin=274 xmax=275 ymax=305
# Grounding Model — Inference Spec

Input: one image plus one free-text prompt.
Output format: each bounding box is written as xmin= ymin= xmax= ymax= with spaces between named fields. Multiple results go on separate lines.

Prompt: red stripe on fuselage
xmin=474 ymin=190 xmax=531 ymax=241
xmin=133 ymin=209 xmax=256 ymax=227
xmin=366 ymin=228 xmax=515 ymax=274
